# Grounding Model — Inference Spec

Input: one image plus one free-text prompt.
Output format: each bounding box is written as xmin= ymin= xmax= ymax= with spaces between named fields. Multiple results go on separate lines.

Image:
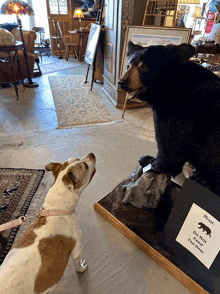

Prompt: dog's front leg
xmin=72 ymin=255 xmax=87 ymax=272
xmin=71 ymin=233 xmax=87 ymax=272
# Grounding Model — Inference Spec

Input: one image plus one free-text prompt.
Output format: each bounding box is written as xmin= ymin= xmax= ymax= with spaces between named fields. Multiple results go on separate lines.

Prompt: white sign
xmin=176 ymin=203 xmax=220 ymax=269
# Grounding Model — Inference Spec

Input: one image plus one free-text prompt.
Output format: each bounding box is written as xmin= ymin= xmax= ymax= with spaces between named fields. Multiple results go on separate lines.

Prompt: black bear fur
xmin=119 ymin=41 xmax=220 ymax=196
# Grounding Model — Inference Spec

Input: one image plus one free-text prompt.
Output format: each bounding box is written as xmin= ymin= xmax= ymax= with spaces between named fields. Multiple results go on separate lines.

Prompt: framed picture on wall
xmin=84 ymin=23 xmax=101 ymax=66
xmin=120 ymin=26 xmax=192 ymax=76
xmin=76 ymin=0 xmax=97 ymax=18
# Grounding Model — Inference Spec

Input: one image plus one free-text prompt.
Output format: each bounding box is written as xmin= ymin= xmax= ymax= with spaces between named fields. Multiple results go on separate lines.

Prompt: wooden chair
xmin=32 ymin=26 xmax=50 ymax=59
xmin=57 ymin=22 xmax=78 ymax=61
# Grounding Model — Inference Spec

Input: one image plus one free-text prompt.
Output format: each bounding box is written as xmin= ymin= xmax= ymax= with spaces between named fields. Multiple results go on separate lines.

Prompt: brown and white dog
xmin=0 ymin=153 xmax=96 ymax=294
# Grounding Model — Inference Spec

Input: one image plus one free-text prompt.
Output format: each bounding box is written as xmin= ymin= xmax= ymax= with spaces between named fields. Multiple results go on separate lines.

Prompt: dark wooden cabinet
xmin=103 ymin=0 xmax=146 ymax=108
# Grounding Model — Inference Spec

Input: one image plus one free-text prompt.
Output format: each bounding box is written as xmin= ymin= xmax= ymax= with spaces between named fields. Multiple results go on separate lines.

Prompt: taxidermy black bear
xmin=118 ymin=41 xmax=220 ymax=196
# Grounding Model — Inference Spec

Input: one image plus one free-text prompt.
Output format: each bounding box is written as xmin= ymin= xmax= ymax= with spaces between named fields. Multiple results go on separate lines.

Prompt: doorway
xmin=46 ymin=0 xmax=74 ymax=56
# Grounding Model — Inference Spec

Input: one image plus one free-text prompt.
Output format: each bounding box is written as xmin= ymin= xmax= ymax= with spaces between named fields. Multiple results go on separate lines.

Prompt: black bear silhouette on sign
xmin=198 ymin=222 xmax=211 ymax=237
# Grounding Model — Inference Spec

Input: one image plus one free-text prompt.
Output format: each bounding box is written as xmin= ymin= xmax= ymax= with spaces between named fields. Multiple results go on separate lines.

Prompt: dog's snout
xmin=87 ymin=153 xmax=96 ymax=161
xmin=82 ymin=153 xmax=96 ymax=165
xmin=118 ymin=79 xmax=128 ymax=90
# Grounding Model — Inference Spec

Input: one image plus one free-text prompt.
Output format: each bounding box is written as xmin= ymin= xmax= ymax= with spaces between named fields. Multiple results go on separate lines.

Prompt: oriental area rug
xmin=0 ymin=168 xmax=45 ymax=264
xmin=49 ymin=75 xmax=113 ymax=128
xmin=40 ymin=60 xmax=81 ymax=75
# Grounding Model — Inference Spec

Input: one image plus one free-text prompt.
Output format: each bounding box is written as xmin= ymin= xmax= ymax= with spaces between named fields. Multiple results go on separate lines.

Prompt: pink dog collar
xmin=37 ymin=207 xmax=76 ymax=217
xmin=0 ymin=208 xmax=75 ymax=233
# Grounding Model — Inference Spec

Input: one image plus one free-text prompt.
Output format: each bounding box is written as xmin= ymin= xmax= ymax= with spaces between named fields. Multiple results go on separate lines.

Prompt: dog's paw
xmin=75 ymin=259 xmax=87 ymax=272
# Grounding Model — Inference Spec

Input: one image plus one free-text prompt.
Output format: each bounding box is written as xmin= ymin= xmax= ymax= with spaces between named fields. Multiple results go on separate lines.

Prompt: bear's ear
xmin=177 ymin=43 xmax=195 ymax=60
xmin=166 ymin=43 xmax=195 ymax=62
xmin=127 ymin=41 xmax=145 ymax=57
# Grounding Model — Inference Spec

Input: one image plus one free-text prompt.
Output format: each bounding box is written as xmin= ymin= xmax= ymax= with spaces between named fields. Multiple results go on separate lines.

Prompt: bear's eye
xmin=140 ymin=64 xmax=148 ymax=71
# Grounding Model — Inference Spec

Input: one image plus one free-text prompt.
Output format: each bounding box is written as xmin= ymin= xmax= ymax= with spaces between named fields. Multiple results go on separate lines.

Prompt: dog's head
xmin=118 ymin=41 xmax=195 ymax=99
xmin=45 ymin=153 xmax=96 ymax=195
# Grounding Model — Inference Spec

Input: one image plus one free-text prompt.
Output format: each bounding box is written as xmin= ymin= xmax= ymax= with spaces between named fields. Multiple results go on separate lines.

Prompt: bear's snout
xmin=118 ymin=78 xmax=128 ymax=91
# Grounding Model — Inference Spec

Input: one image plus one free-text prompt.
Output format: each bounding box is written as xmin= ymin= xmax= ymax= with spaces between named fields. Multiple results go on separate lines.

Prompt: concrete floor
xmin=0 ymin=56 xmax=192 ymax=294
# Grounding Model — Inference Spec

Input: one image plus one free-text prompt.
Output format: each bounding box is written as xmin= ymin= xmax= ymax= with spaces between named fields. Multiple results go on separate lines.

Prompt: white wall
xmin=31 ymin=0 xmax=50 ymax=38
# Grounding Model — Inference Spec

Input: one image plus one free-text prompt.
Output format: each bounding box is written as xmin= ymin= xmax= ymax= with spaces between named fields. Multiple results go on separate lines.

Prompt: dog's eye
xmin=83 ymin=162 xmax=89 ymax=170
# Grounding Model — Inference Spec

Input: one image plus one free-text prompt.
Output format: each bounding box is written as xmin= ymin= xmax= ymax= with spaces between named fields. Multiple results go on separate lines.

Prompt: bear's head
xmin=118 ymin=41 xmax=195 ymax=99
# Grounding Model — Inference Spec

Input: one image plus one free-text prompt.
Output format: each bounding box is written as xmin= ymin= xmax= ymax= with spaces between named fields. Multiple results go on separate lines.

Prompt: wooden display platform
xmin=94 ymin=201 xmax=209 ymax=294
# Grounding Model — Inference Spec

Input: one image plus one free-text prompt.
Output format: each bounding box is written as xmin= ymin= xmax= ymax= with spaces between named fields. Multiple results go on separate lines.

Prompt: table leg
xmin=91 ymin=64 xmax=95 ymax=91
xmin=78 ymin=34 xmax=83 ymax=62
xmin=16 ymin=53 xmax=25 ymax=89
xmin=85 ymin=64 xmax=90 ymax=84
xmin=9 ymin=55 xmax=19 ymax=100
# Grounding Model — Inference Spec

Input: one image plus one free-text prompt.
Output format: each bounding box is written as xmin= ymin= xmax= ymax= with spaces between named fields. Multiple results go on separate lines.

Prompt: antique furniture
xmin=33 ymin=51 xmax=42 ymax=77
xmin=84 ymin=1 xmax=104 ymax=90
xmin=0 ymin=0 xmax=38 ymax=88
xmin=68 ymin=30 xmax=89 ymax=62
xmin=0 ymin=28 xmax=36 ymax=86
xmin=46 ymin=0 xmax=98 ymax=57
xmin=50 ymin=18 xmax=63 ymax=59
xmin=11 ymin=27 xmax=36 ymax=55
xmin=142 ymin=0 xmax=178 ymax=27
xmin=0 ymin=41 xmax=24 ymax=99
xmin=103 ymin=0 xmax=150 ymax=108
xmin=32 ymin=26 xmax=50 ymax=59
xmin=57 ymin=22 xmax=78 ymax=61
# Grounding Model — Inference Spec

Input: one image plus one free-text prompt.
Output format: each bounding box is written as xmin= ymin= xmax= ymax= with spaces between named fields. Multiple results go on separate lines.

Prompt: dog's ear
xmin=62 ymin=170 xmax=77 ymax=191
xmin=62 ymin=164 xmax=85 ymax=191
xmin=165 ymin=43 xmax=195 ymax=62
xmin=45 ymin=162 xmax=66 ymax=181
xmin=45 ymin=162 xmax=61 ymax=173
xmin=127 ymin=41 xmax=145 ymax=57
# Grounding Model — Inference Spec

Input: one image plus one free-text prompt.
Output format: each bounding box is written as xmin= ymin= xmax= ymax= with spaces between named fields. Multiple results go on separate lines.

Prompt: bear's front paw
xmin=75 ymin=259 xmax=88 ymax=272
xmin=139 ymin=155 xmax=155 ymax=167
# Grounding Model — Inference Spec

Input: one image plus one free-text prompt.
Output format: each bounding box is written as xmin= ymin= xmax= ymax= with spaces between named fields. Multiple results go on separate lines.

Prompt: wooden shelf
xmin=143 ymin=0 xmax=178 ymax=26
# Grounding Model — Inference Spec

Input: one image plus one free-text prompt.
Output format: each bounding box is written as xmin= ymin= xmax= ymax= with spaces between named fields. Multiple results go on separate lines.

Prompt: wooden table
xmin=68 ymin=30 xmax=89 ymax=62
xmin=0 ymin=41 xmax=24 ymax=100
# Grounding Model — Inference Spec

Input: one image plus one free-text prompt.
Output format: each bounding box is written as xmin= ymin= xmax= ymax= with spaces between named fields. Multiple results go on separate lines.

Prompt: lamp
xmin=73 ymin=9 xmax=84 ymax=28
xmin=0 ymin=0 xmax=39 ymax=88
xmin=74 ymin=9 xmax=84 ymax=19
